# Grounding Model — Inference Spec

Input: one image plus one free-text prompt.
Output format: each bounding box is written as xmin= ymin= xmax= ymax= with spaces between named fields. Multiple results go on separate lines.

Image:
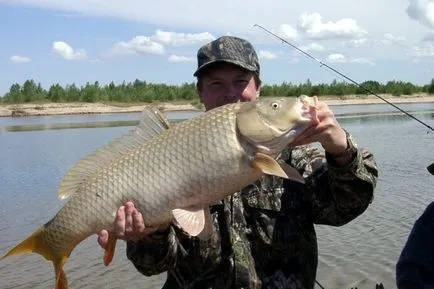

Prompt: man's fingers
xmin=111 ymin=201 xmax=157 ymax=242
xmin=98 ymin=230 xmax=109 ymax=250
xmin=132 ymin=210 xmax=145 ymax=234
xmin=124 ymin=202 xmax=135 ymax=236
xmin=115 ymin=206 xmax=126 ymax=239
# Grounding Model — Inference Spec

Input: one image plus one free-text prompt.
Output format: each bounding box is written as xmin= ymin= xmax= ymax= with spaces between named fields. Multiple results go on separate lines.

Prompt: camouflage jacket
xmin=126 ymin=139 xmax=378 ymax=289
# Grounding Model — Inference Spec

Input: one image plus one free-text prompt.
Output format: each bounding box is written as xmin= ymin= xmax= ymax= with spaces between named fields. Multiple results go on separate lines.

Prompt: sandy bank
xmin=1 ymin=94 xmax=433 ymax=117
xmin=319 ymin=94 xmax=434 ymax=106
xmin=0 ymin=102 xmax=199 ymax=117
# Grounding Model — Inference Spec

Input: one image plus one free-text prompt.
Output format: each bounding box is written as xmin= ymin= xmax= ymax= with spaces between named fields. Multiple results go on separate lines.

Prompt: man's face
xmin=198 ymin=63 xmax=260 ymax=111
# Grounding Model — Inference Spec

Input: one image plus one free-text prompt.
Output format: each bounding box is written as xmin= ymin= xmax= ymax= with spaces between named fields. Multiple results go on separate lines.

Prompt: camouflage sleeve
xmin=289 ymin=134 xmax=378 ymax=226
xmin=126 ymin=224 xmax=190 ymax=276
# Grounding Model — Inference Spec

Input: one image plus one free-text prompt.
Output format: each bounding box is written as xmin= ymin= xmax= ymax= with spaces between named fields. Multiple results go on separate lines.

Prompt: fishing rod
xmin=254 ymin=23 xmax=434 ymax=175
xmin=254 ymin=24 xmax=434 ymax=132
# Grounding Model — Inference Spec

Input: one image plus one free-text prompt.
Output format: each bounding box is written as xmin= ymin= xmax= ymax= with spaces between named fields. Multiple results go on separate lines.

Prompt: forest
xmin=1 ymin=78 xmax=433 ymax=104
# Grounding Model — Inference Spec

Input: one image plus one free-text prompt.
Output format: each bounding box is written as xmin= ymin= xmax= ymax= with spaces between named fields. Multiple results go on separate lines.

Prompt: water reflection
xmin=0 ymin=111 xmax=199 ymax=133
xmin=338 ymin=111 xmax=434 ymax=125
xmin=4 ymin=120 xmax=139 ymax=132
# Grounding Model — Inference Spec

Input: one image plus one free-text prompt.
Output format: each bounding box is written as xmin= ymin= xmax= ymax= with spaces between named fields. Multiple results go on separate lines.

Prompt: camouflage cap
xmin=193 ymin=36 xmax=260 ymax=77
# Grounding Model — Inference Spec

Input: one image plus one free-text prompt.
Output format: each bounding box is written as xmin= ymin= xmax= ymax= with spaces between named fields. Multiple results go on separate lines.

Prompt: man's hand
xmin=97 ymin=201 xmax=159 ymax=250
xmin=291 ymin=100 xmax=348 ymax=154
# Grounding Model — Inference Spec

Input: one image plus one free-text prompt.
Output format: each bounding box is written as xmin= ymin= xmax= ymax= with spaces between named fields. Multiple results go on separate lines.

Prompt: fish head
xmin=236 ymin=95 xmax=318 ymax=155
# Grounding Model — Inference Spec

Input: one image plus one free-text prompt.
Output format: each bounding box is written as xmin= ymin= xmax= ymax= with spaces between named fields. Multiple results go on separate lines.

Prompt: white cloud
xmin=411 ymin=44 xmax=434 ymax=58
xmin=10 ymin=55 xmax=31 ymax=63
xmin=104 ymin=30 xmax=213 ymax=59
xmin=345 ymin=38 xmax=369 ymax=48
xmin=382 ymin=33 xmax=407 ymax=45
xmin=351 ymin=58 xmax=376 ymax=66
xmin=105 ymin=36 xmax=164 ymax=58
xmin=300 ymin=43 xmax=325 ymax=51
xmin=406 ymin=0 xmax=434 ymax=28
xmin=327 ymin=53 xmax=347 ymax=63
xmin=0 ymin=0 xmax=419 ymax=40
xmin=168 ymin=54 xmax=195 ymax=62
xmin=1 ymin=0 xmax=424 ymax=51
xmin=297 ymin=12 xmax=368 ymax=40
xmin=258 ymin=50 xmax=278 ymax=60
xmin=277 ymin=24 xmax=299 ymax=40
xmin=327 ymin=54 xmax=375 ymax=65
xmin=152 ymin=30 xmax=214 ymax=46
xmin=52 ymin=41 xmax=87 ymax=60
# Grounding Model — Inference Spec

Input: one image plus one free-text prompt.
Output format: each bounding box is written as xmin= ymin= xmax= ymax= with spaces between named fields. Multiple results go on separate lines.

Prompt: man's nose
xmin=222 ymin=84 xmax=239 ymax=102
xmin=224 ymin=94 xmax=238 ymax=103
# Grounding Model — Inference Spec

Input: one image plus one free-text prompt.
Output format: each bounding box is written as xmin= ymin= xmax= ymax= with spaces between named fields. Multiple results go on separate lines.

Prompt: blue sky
xmin=1 ymin=0 xmax=433 ymax=96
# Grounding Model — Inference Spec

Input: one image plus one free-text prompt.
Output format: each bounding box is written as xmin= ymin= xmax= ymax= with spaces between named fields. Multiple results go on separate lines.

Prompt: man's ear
xmin=256 ymin=87 xmax=260 ymax=98
xmin=196 ymin=82 xmax=204 ymax=103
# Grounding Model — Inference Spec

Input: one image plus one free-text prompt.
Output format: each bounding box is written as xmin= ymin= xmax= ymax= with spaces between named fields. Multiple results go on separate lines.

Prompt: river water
xmin=0 ymin=102 xmax=433 ymax=289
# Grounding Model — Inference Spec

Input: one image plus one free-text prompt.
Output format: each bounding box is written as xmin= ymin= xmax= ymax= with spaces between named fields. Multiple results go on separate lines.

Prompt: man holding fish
xmin=98 ymin=36 xmax=379 ymax=288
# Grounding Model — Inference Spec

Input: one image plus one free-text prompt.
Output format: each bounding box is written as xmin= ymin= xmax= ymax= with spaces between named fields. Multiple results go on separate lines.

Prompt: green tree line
xmin=1 ymin=78 xmax=433 ymax=104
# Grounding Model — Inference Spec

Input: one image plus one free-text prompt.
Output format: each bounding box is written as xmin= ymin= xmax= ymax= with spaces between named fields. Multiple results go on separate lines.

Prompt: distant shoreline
xmin=0 ymin=102 xmax=200 ymax=117
xmin=1 ymin=94 xmax=433 ymax=117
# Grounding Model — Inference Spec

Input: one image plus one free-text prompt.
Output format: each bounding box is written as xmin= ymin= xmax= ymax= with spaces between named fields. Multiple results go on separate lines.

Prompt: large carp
xmin=1 ymin=96 xmax=318 ymax=289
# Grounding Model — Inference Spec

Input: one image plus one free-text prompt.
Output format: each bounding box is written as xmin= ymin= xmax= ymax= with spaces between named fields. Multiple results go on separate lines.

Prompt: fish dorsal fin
xmin=252 ymin=152 xmax=305 ymax=184
xmin=58 ymin=107 xmax=170 ymax=200
xmin=172 ymin=206 xmax=205 ymax=237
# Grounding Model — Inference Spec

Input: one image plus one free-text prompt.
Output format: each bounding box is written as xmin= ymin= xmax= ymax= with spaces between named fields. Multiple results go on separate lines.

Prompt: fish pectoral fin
xmin=278 ymin=161 xmax=305 ymax=184
xmin=103 ymin=233 xmax=117 ymax=266
xmin=253 ymin=153 xmax=305 ymax=183
xmin=172 ymin=207 xmax=205 ymax=237
xmin=197 ymin=207 xmax=215 ymax=240
xmin=252 ymin=152 xmax=291 ymax=179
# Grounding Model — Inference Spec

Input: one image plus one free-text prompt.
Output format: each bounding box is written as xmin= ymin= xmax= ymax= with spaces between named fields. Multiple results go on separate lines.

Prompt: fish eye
xmin=271 ymin=102 xmax=280 ymax=110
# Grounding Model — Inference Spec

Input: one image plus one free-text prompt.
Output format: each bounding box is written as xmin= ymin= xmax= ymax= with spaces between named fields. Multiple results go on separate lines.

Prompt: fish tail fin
xmin=1 ymin=227 xmax=47 ymax=259
xmin=1 ymin=227 xmax=71 ymax=289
